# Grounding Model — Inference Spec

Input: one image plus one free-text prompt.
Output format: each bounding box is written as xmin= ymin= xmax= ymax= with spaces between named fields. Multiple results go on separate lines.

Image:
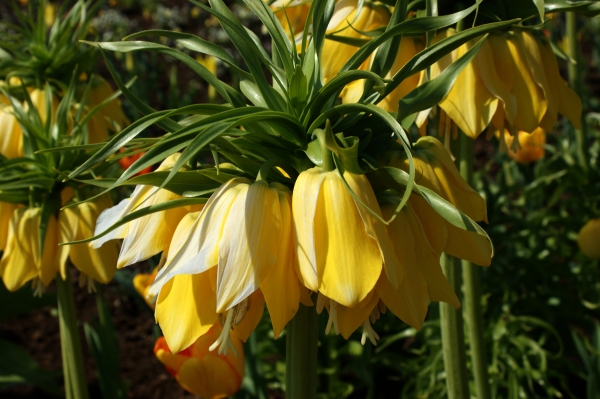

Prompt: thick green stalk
xmin=286 ymin=304 xmax=318 ymax=399
xmin=566 ymin=12 xmax=588 ymax=172
xmin=56 ymin=272 xmax=89 ymax=399
xmin=439 ymin=254 xmax=470 ymax=399
xmin=459 ymin=134 xmax=491 ymax=399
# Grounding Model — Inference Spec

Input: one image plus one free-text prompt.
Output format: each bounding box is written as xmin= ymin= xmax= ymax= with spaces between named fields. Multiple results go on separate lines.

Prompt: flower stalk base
xmin=286 ymin=304 xmax=318 ymax=399
xmin=56 ymin=272 xmax=90 ymax=399
xmin=439 ymin=253 xmax=469 ymax=399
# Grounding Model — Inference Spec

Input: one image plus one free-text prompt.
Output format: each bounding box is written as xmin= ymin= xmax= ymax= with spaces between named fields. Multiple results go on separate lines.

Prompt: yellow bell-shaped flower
xmin=151 ymin=178 xmax=303 ymax=353
xmin=85 ymin=76 xmax=129 ymax=144
xmin=322 ymin=0 xmax=390 ymax=83
xmin=342 ymin=36 xmax=423 ymax=111
xmin=578 ymin=219 xmax=600 ymax=259
xmin=0 ymin=207 xmax=58 ymax=292
xmin=292 ymin=167 xmax=401 ymax=308
xmin=0 ymin=202 xmax=18 ymax=252
xmin=91 ymin=153 xmax=202 ymax=269
xmin=383 ymin=136 xmax=492 ymax=266
xmin=0 ymin=102 xmax=23 ymax=158
xmin=59 ymin=195 xmax=119 ymax=285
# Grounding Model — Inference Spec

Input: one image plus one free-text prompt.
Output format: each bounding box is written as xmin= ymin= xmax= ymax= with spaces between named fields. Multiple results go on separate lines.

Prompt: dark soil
xmin=0 ymin=267 xmax=195 ymax=399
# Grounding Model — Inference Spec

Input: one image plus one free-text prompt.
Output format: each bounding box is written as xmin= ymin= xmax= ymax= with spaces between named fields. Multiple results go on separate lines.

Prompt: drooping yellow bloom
xmin=421 ymin=30 xmax=581 ymax=139
xmin=91 ymin=154 xmax=202 ymax=269
xmin=59 ymin=195 xmax=119 ymax=285
xmin=0 ymin=89 xmax=58 ymax=159
xmin=85 ymin=76 xmax=129 ymax=143
xmin=0 ymin=103 xmax=23 ymax=158
xmin=342 ymin=36 xmax=423 ymax=111
xmin=322 ymin=0 xmax=390 ymax=83
xmin=383 ymin=136 xmax=492 ymax=266
xmin=503 ymin=127 xmax=546 ymax=164
xmin=151 ymin=178 xmax=304 ymax=353
xmin=578 ymin=219 xmax=600 ymax=259
xmin=292 ymin=167 xmax=401 ymax=308
xmin=154 ymin=324 xmax=245 ymax=399
xmin=0 ymin=207 xmax=58 ymax=292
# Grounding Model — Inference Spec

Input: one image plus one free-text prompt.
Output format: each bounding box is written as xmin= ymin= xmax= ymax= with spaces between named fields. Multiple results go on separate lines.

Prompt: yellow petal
xmin=377 ymin=37 xmax=424 ymax=112
xmin=346 ymin=172 xmax=402 ymax=288
xmin=1 ymin=208 xmax=37 ymax=291
xmin=292 ymin=167 xmax=327 ymax=291
xmin=478 ymin=36 xmax=517 ymax=124
xmin=322 ymin=0 xmax=390 ymax=82
xmin=578 ymin=219 xmax=600 ymax=259
xmin=377 ymin=205 xmax=430 ymax=328
xmin=537 ymin=39 xmax=582 ymax=129
xmin=216 ymin=181 xmax=282 ymax=312
xmin=444 ymin=221 xmax=492 ymax=267
xmin=156 ymin=271 xmax=218 ymax=353
xmin=519 ymin=31 xmax=556 ymax=132
xmin=316 ymin=171 xmax=382 ymax=307
xmin=507 ymin=32 xmax=547 ymax=132
xmin=151 ymin=179 xmax=245 ymax=298
xmin=63 ymin=199 xmax=118 ymax=284
xmin=408 ymin=196 xmax=447 ymax=256
xmin=336 ymin=291 xmax=380 ymax=339
xmin=439 ymin=38 xmax=498 ymax=138
xmin=177 ymin=353 xmax=243 ymax=398
xmin=0 ymin=202 xmax=17 ymax=251
xmin=0 ymin=106 xmax=23 ymax=158
xmin=232 ymin=290 xmax=265 ymax=342
xmin=260 ymin=187 xmax=299 ymax=338
xmin=506 ymin=128 xmax=546 ymax=164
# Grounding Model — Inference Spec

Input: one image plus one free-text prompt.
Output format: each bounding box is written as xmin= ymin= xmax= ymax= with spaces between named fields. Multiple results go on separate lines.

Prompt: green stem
xmin=566 ymin=12 xmax=588 ymax=172
xmin=459 ymin=134 xmax=491 ymax=399
xmin=56 ymin=272 xmax=89 ymax=399
xmin=286 ymin=304 xmax=318 ymax=399
xmin=439 ymin=253 xmax=470 ymax=399
xmin=316 ymin=126 xmax=334 ymax=172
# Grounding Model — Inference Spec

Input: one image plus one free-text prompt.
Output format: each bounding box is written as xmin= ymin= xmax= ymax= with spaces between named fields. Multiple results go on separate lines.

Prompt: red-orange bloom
xmin=154 ymin=324 xmax=245 ymax=399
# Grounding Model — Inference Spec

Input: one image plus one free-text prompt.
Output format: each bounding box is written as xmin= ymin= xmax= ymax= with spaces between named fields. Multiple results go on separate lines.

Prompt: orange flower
xmin=503 ymin=128 xmax=546 ymax=164
xmin=118 ymin=148 xmax=153 ymax=175
xmin=154 ymin=324 xmax=245 ymax=399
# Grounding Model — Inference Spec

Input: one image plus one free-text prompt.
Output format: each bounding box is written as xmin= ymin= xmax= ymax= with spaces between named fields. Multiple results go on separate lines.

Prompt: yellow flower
xmin=151 ymin=178 xmax=304 ymax=353
xmin=578 ymin=219 xmax=600 ymax=259
xmin=314 ymin=196 xmax=460 ymax=345
xmin=383 ymin=136 xmax=492 ymax=266
xmin=59 ymin=195 xmax=119 ymax=286
xmin=0 ymin=89 xmax=58 ymax=159
xmin=0 ymin=103 xmax=23 ymax=158
xmin=91 ymin=153 xmax=202 ymax=269
xmin=0 ymin=207 xmax=58 ymax=292
xmin=322 ymin=0 xmax=390 ymax=83
xmin=422 ymin=30 xmax=581 ymax=139
xmin=154 ymin=324 xmax=245 ymax=399
xmin=503 ymin=127 xmax=546 ymax=164
xmin=270 ymin=0 xmax=311 ymax=39
xmin=292 ymin=167 xmax=401 ymax=308
xmin=85 ymin=76 xmax=129 ymax=144
xmin=342 ymin=36 xmax=423 ymax=111
xmin=133 ymin=267 xmax=159 ymax=309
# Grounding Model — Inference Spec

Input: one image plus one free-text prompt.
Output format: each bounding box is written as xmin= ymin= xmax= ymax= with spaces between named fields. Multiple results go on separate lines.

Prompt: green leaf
xmin=366 ymin=166 xmax=493 ymax=251
xmin=0 ymin=339 xmax=62 ymax=396
xmin=83 ymin=40 xmax=245 ymax=107
xmin=396 ymin=34 xmax=487 ymax=122
xmin=123 ymin=29 xmax=251 ymax=78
